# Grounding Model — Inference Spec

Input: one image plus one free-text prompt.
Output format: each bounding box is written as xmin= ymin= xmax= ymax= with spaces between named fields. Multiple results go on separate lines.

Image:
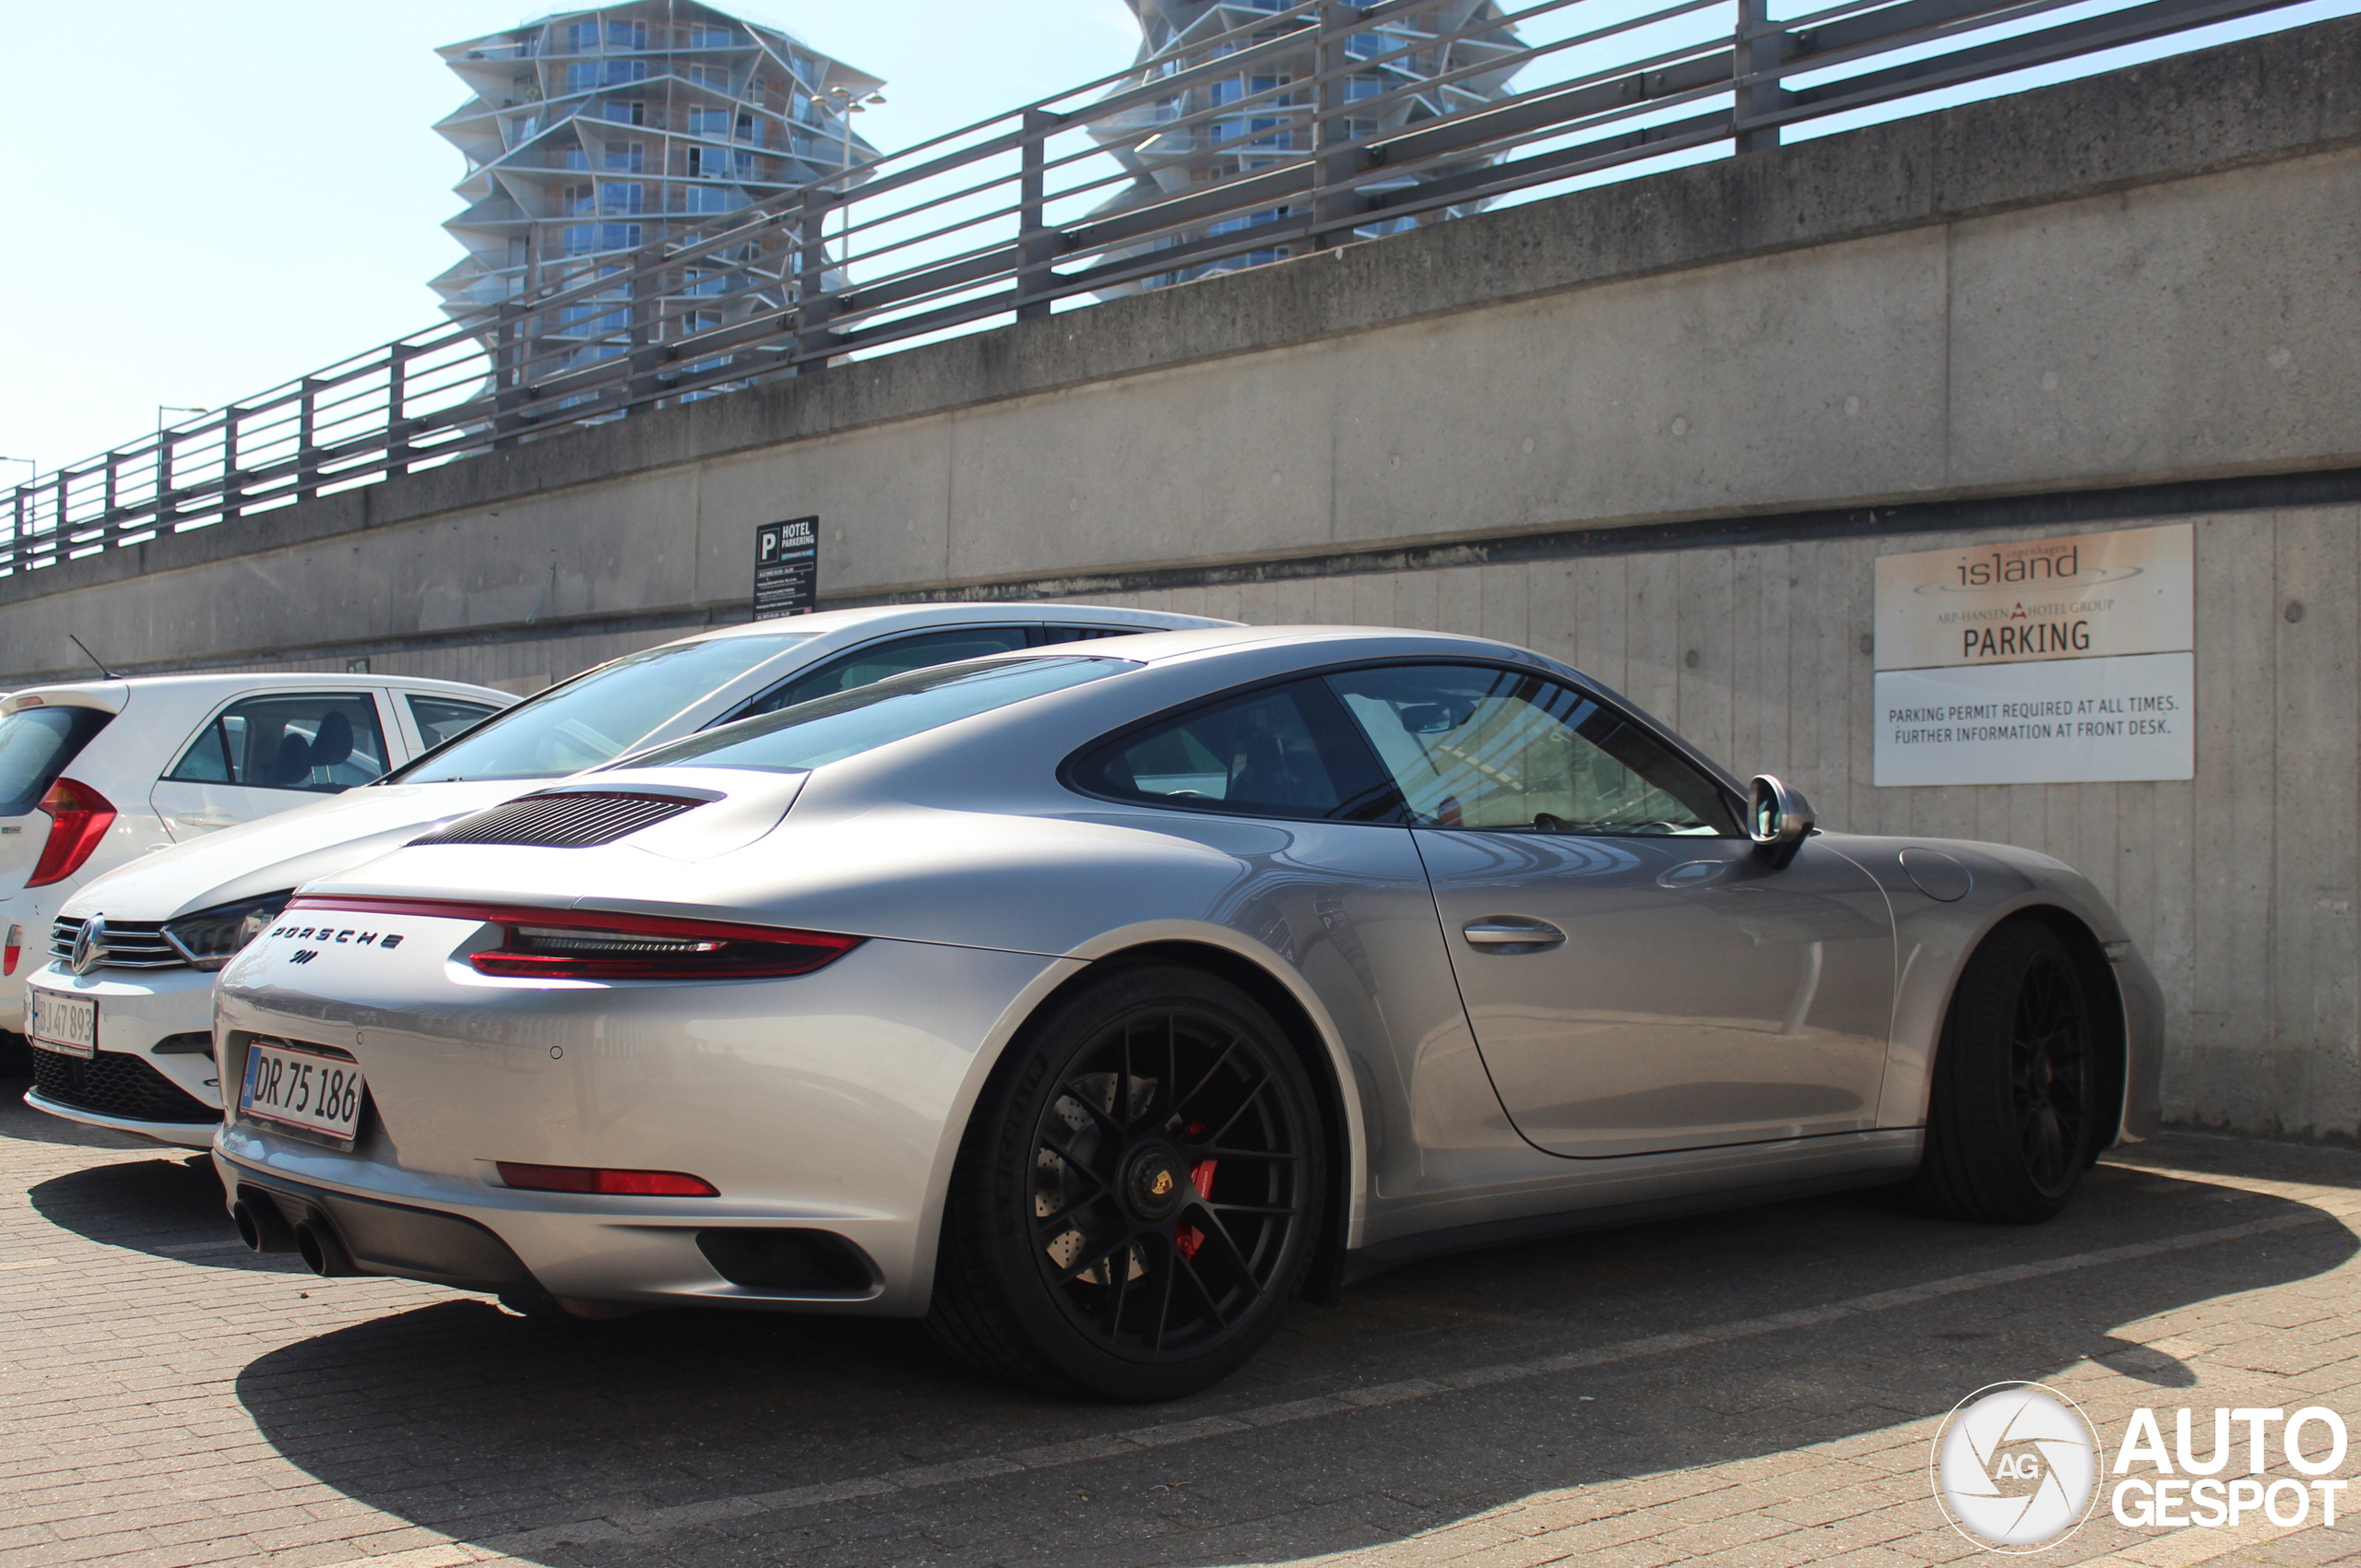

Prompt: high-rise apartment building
xmin=432 ymin=3 xmax=880 ymax=383
xmin=1090 ymin=1 xmax=1523 ymax=291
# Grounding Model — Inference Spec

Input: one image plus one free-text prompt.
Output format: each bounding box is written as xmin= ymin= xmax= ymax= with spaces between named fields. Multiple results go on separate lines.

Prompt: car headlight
xmin=162 ymin=892 xmax=296 ymax=970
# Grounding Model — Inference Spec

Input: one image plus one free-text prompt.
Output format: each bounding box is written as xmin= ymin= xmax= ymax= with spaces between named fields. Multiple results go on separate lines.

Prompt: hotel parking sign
xmin=1873 ymin=523 xmax=2194 ymax=787
xmin=753 ymin=517 xmax=818 ymax=620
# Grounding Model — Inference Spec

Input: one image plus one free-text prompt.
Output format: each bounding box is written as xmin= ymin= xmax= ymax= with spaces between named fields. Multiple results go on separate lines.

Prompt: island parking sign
xmin=754 ymin=517 xmax=817 ymax=619
xmin=1873 ymin=523 xmax=2193 ymax=786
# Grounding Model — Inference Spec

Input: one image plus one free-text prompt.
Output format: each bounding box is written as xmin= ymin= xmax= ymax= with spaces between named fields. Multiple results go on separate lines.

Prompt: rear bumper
xmin=212 ymin=932 xmax=1083 ymax=1315
xmin=216 ymin=1146 xmax=890 ymax=1308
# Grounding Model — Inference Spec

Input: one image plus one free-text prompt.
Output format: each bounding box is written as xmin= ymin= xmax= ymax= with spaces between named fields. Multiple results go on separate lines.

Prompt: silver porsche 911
xmin=211 ymin=626 xmax=2163 ymax=1400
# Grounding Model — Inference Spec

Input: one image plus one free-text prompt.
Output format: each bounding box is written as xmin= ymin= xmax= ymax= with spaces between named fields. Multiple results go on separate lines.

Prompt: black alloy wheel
xmin=1915 ymin=920 xmax=2100 ymax=1224
xmin=928 ymin=964 xmax=1324 ymax=1401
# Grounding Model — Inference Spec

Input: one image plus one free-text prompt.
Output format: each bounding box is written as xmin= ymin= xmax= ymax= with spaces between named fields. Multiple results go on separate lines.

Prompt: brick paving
xmin=2 ymin=1075 xmax=2357 ymax=1568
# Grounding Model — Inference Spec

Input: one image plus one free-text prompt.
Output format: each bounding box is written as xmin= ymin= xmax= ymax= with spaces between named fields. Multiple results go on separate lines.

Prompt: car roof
xmin=664 ymin=601 xmax=1235 ymax=646
xmin=1014 ymin=624 xmax=1551 ymax=667
xmin=0 ymin=671 xmax=510 ymax=719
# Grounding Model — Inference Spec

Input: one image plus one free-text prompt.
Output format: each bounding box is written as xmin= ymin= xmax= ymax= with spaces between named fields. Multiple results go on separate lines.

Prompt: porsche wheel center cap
xmin=1124 ymin=1144 xmax=1187 ymax=1221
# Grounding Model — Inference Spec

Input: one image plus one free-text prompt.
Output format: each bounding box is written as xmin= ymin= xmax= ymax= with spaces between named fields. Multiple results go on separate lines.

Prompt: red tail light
xmin=288 ymin=896 xmax=862 ymax=980
xmin=27 ymin=778 xmax=116 ymax=888
xmin=3 ymin=925 xmax=19 ymax=977
xmin=497 ymin=1162 xmax=718 ymax=1197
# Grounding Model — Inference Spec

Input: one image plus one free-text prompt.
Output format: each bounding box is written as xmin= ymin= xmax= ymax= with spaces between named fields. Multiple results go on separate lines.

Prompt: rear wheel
xmin=1915 ymin=921 xmax=2098 ymax=1224
xmin=926 ymin=964 xmax=1323 ymax=1401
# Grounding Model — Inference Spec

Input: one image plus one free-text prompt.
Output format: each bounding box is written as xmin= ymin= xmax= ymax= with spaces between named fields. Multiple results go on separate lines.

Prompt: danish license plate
xmin=240 ymin=1041 xmax=366 ymax=1143
xmin=27 ymin=987 xmax=96 ymax=1060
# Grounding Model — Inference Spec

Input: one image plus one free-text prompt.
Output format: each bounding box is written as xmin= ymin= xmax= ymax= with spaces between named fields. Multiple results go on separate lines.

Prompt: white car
xmin=24 ymin=603 xmax=1230 ymax=1146
xmin=2 ymin=672 xmax=509 ymax=1065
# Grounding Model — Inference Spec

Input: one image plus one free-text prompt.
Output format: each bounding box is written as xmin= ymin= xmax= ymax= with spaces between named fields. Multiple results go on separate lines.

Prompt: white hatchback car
xmin=25 ymin=603 xmax=1229 ymax=1146
xmin=2 ymin=673 xmax=509 ymax=1062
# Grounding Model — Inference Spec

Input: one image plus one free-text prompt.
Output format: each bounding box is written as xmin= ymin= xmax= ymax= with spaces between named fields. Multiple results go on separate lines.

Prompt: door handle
xmin=1462 ymin=918 xmax=1565 ymax=953
xmin=174 ymin=813 xmax=238 ymax=828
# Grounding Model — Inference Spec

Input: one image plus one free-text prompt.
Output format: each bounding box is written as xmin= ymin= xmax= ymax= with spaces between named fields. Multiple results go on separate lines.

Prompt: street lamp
xmin=157 ymin=404 xmax=208 ymax=432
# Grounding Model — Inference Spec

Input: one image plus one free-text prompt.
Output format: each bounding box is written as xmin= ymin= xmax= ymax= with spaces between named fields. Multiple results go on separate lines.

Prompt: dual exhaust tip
xmin=231 ymin=1193 xmax=355 ymax=1277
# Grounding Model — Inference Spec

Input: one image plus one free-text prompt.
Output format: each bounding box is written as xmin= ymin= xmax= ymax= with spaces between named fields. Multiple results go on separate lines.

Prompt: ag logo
xmin=1932 ymin=1383 xmax=2100 ymax=1551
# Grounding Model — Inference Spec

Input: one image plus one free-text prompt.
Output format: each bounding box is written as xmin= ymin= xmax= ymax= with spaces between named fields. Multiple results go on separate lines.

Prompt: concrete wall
xmin=5 ymin=22 xmax=2359 ymax=1136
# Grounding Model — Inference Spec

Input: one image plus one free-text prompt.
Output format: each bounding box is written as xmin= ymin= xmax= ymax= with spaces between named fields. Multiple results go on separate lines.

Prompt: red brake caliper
xmin=1175 ymin=1122 xmax=1216 ymax=1260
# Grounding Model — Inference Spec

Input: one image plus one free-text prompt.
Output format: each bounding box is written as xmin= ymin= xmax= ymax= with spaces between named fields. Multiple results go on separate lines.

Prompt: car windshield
xmin=616 ymin=655 xmax=1133 ymax=775
xmin=392 ymin=633 xmax=814 ymax=783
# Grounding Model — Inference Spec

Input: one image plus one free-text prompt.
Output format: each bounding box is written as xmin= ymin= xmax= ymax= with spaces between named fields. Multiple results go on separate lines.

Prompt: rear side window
xmin=733 ymin=626 xmax=1034 ymax=719
xmin=0 ymin=707 xmax=113 ymax=817
xmin=1068 ymin=679 xmax=1401 ymax=823
xmin=623 ymin=655 xmax=1130 ymax=774
xmin=406 ymin=695 xmax=500 ymax=749
xmin=165 ymin=694 xmax=390 ymax=794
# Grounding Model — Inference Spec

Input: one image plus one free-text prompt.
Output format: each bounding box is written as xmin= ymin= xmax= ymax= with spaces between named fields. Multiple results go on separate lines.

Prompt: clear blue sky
xmin=6 ymin=0 xmax=2353 ymax=482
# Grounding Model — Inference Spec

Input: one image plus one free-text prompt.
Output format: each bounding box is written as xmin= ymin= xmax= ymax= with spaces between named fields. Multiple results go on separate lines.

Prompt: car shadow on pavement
xmin=227 ymin=1144 xmax=2361 ymax=1567
xmin=27 ymin=1152 xmax=314 ymax=1276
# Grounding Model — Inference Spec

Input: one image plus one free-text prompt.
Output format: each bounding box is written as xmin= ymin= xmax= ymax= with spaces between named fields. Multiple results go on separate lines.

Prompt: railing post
xmin=297 ymin=379 xmax=321 ymax=502
xmin=794 ymin=186 xmax=833 ymax=371
xmin=627 ymin=258 xmax=662 ymax=410
xmin=1735 ymin=0 xmax=1782 ymax=154
xmin=388 ymin=346 xmax=412 ymax=474
xmin=492 ymin=302 xmax=525 ymax=449
xmin=219 ymin=408 xmax=243 ymax=522
xmin=1016 ymin=110 xmax=1062 ymax=323
xmin=1311 ymin=3 xmax=1361 ymax=250
xmin=156 ymin=431 xmax=174 ymax=530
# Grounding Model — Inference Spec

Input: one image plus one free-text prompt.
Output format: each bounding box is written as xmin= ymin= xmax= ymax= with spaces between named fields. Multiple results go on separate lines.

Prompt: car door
xmin=148 ymin=690 xmax=397 ymax=839
xmin=1324 ymin=662 xmax=1895 ymax=1159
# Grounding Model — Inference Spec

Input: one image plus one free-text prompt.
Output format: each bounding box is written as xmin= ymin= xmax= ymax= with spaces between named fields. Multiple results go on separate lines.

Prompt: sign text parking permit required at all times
xmin=1873 ymin=523 xmax=2194 ymax=787
xmin=753 ymin=517 xmax=817 ymax=620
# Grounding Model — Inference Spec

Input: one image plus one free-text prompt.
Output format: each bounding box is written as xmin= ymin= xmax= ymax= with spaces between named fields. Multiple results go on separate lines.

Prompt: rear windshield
xmin=615 ymin=655 xmax=1132 ymax=775
xmin=0 ymin=706 xmax=113 ymax=817
xmin=391 ymin=633 xmax=814 ymax=784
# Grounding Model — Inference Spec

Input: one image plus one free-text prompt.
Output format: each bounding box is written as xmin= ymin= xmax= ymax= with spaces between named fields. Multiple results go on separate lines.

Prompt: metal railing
xmin=6 ymin=0 xmax=2315 ymax=576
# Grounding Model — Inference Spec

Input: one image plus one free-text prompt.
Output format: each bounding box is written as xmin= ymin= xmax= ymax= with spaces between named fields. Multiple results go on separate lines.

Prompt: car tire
xmin=1914 ymin=921 xmax=2099 ymax=1224
xmin=926 ymin=962 xmax=1325 ymax=1402
xmin=0 ymin=1030 xmax=29 ymax=1079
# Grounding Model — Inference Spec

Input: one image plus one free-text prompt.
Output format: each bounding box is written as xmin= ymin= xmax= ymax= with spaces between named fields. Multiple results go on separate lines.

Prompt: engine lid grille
xmin=410 ymin=791 xmax=704 ymax=849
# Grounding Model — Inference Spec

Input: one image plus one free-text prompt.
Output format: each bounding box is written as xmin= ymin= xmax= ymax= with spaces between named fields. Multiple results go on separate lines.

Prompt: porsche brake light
xmin=497 ymin=1162 xmax=718 ymax=1196
xmin=287 ymin=897 xmax=862 ymax=980
xmin=27 ymin=778 xmax=116 ymax=888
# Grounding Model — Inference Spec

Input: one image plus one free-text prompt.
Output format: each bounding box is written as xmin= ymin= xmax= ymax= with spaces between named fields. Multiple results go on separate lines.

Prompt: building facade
xmin=432 ymin=2 xmax=880 ymax=386
xmin=1088 ymin=0 xmax=1523 ymax=292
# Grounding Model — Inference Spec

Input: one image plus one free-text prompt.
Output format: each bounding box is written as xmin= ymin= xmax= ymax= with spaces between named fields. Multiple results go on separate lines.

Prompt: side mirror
xmin=1748 ymin=775 xmax=1815 ymax=870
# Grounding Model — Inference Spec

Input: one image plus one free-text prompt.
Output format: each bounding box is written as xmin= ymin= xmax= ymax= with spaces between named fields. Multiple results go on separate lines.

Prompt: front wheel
xmin=1914 ymin=921 xmax=2100 ymax=1224
xmin=926 ymin=964 xmax=1324 ymax=1401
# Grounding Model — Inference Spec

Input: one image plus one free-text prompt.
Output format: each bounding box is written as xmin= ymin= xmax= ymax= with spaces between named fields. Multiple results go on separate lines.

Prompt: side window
xmin=1324 ymin=664 xmax=1738 ymax=837
xmin=1039 ymin=624 xmax=1140 ymax=644
xmin=164 ymin=694 xmax=391 ymax=794
xmin=733 ymin=626 xmax=1033 ymax=719
xmin=406 ymin=695 xmax=500 ymax=750
xmin=1070 ymin=678 xmax=1399 ymax=822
